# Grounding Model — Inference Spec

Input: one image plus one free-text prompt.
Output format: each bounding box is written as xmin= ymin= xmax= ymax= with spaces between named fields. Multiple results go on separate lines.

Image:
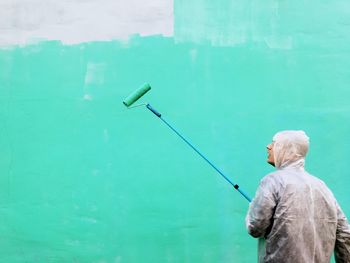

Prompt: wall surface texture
xmin=0 ymin=1 xmax=349 ymax=262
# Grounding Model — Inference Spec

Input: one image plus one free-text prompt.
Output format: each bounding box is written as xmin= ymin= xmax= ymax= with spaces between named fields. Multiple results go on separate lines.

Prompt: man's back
xmin=264 ymin=168 xmax=338 ymax=262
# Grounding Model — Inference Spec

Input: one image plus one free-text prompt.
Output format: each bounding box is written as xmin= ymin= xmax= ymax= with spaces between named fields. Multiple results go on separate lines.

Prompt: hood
xmin=272 ymin=130 xmax=309 ymax=169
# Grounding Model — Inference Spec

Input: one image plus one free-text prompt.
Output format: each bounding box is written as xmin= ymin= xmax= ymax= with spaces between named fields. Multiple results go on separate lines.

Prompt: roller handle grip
xmin=146 ymin=104 xmax=162 ymax=117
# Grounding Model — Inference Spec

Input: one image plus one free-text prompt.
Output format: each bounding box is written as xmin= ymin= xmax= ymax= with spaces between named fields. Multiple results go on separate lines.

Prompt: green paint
xmin=1 ymin=1 xmax=350 ymax=262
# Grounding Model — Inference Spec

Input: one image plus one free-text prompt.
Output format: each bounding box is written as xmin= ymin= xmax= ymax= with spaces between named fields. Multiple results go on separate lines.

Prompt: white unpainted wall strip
xmin=0 ymin=0 xmax=173 ymax=46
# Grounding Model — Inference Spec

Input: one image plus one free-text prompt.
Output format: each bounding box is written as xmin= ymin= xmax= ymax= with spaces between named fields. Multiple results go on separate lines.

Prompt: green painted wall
xmin=1 ymin=1 xmax=350 ymax=262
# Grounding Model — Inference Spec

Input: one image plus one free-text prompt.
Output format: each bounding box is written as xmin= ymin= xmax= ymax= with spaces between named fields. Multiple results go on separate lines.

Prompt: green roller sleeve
xmin=123 ymin=83 xmax=151 ymax=107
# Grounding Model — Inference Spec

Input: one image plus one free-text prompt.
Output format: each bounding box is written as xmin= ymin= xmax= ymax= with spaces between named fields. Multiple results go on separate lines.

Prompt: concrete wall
xmin=0 ymin=1 xmax=349 ymax=262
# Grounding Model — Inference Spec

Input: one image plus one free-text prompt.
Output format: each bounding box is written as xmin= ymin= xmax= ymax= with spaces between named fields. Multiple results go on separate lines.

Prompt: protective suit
xmin=246 ymin=130 xmax=350 ymax=263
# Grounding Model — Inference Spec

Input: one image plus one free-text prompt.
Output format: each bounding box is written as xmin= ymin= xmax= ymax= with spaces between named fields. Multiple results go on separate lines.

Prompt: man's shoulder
xmin=267 ymin=170 xmax=334 ymax=194
xmin=259 ymin=171 xmax=283 ymax=189
xmin=261 ymin=170 xmax=284 ymax=182
xmin=306 ymin=172 xmax=334 ymax=192
xmin=306 ymin=172 xmax=325 ymax=183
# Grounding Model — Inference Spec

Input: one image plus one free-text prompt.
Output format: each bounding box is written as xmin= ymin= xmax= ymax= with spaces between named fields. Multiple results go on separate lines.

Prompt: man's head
xmin=266 ymin=130 xmax=310 ymax=169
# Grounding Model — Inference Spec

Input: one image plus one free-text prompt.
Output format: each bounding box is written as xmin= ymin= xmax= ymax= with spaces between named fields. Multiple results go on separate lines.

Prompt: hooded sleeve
xmin=334 ymin=202 xmax=350 ymax=263
xmin=246 ymin=175 xmax=278 ymax=238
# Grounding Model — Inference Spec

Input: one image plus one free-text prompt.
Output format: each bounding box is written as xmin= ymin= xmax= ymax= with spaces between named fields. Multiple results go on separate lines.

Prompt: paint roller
xmin=123 ymin=83 xmax=251 ymax=202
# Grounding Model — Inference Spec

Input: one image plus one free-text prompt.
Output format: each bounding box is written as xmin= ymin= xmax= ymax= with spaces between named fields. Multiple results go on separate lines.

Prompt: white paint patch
xmin=83 ymin=94 xmax=93 ymax=101
xmin=0 ymin=0 xmax=173 ymax=47
xmin=264 ymin=36 xmax=293 ymax=50
xmin=84 ymin=63 xmax=106 ymax=85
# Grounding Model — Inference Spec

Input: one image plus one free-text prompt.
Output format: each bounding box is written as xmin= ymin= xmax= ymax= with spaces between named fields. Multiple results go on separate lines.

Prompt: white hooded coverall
xmin=246 ymin=131 xmax=350 ymax=263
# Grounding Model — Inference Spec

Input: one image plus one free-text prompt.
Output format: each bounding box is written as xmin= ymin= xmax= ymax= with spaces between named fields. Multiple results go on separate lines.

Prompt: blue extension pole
xmin=146 ymin=103 xmax=252 ymax=203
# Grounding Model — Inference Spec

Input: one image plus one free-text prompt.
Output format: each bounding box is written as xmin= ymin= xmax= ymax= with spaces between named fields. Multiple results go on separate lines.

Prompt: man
xmin=246 ymin=130 xmax=350 ymax=263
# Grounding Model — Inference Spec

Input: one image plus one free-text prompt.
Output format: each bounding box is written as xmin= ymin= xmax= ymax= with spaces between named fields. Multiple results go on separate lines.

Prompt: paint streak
xmin=0 ymin=0 xmax=173 ymax=46
xmin=85 ymin=63 xmax=106 ymax=86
